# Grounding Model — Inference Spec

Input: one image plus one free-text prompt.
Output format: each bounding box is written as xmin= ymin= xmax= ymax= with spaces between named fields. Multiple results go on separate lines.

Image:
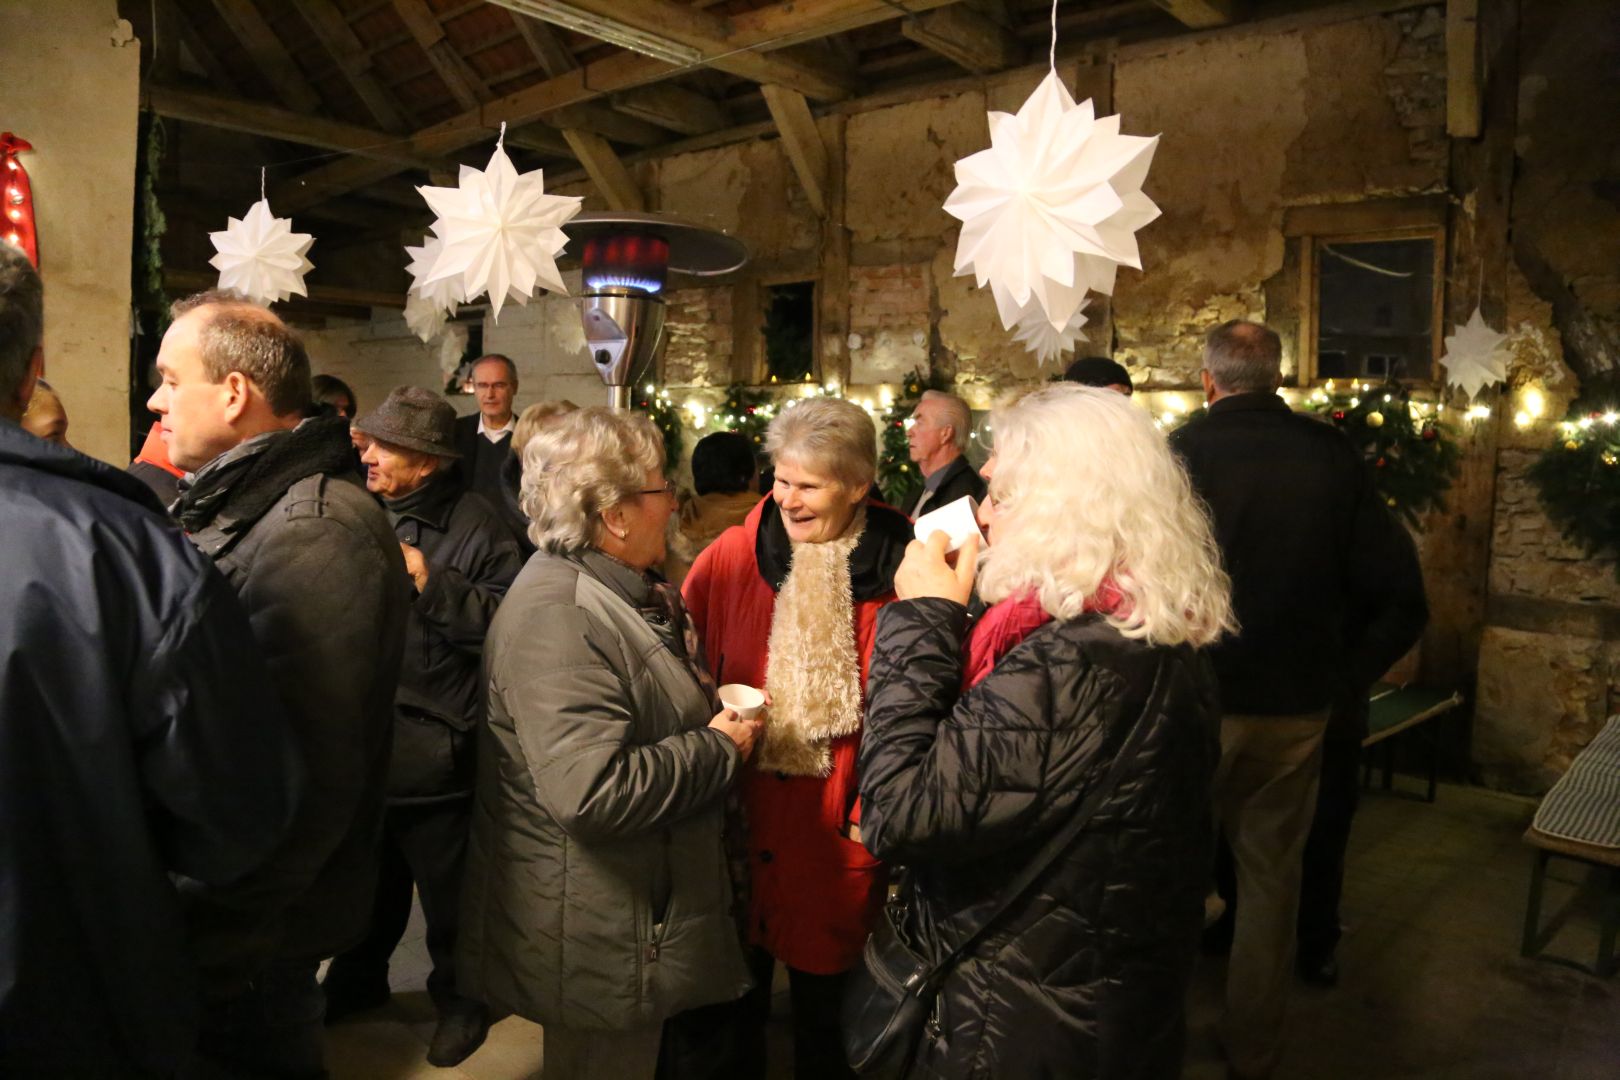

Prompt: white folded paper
xmin=913 ymin=495 xmax=982 ymax=554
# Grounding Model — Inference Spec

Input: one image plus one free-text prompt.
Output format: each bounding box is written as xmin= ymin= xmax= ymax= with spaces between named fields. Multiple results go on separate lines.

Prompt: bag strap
xmin=914 ymin=655 xmax=1172 ymax=989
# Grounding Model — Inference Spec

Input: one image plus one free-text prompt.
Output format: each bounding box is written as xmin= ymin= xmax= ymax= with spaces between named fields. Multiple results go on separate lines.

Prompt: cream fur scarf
xmin=760 ymin=517 xmax=866 ymax=777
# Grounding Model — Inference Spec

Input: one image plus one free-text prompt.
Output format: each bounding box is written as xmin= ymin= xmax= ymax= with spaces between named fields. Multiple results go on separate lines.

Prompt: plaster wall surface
xmin=1 ymin=2 xmax=140 ymax=464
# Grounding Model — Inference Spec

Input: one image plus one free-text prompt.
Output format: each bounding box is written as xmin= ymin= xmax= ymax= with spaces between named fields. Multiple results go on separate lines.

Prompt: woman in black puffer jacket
xmin=857 ymin=383 xmax=1235 ymax=1079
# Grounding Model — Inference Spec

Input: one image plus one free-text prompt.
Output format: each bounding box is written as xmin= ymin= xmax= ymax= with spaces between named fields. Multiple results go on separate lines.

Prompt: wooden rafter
xmin=901 ymin=6 xmax=1023 ymax=75
xmin=156 ymin=0 xmax=241 ymax=93
xmin=208 ymin=0 xmax=324 ymax=113
xmin=760 ymin=85 xmax=828 ymax=216
xmin=273 ymin=0 xmax=961 ymax=212
xmin=560 ymin=129 xmax=647 ymax=211
xmin=549 ymin=104 xmax=669 ymax=148
xmin=509 ymin=11 xmax=579 ymax=77
xmin=612 ymin=84 xmax=729 ymax=136
xmin=1147 ymin=0 xmax=1235 ymax=28
xmin=391 ymin=0 xmax=488 ymax=111
xmin=288 ymin=0 xmax=409 ymax=131
xmin=165 ymin=268 xmax=406 ymax=309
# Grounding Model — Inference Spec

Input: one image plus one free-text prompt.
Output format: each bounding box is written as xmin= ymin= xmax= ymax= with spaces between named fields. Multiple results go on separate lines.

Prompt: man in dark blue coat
xmin=0 ymin=244 xmax=300 ymax=1077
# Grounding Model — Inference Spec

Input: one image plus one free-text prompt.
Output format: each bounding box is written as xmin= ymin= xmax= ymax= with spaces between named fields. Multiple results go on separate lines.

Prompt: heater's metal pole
xmin=607 ymin=384 xmax=631 ymax=411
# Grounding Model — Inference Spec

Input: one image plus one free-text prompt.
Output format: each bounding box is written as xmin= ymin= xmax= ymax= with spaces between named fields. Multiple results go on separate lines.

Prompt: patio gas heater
xmin=561 ymin=213 xmax=749 ymax=410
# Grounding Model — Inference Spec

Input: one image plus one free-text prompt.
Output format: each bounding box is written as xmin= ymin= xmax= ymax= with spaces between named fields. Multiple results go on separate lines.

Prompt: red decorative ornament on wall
xmin=1 ymin=132 xmax=38 ymax=266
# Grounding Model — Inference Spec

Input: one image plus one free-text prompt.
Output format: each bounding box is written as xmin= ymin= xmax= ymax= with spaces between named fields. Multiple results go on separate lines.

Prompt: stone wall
xmin=0 ymin=2 xmax=140 ymax=464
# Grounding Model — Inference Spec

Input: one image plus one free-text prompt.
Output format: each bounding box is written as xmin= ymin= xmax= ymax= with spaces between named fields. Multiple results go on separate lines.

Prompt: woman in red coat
xmin=683 ymin=396 xmax=911 ymax=1079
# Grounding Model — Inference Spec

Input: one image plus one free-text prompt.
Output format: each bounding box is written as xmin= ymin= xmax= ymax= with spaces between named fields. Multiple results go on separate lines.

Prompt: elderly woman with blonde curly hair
xmin=457 ymin=406 xmax=758 ymax=1078
xmin=854 ymin=383 xmax=1234 ymax=1079
xmin=683 ymin=396 xmax=914 ymax=1078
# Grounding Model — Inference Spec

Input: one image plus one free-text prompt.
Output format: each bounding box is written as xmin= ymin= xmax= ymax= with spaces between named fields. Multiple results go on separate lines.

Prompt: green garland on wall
xmin=1528 ymin=387 xmax=1620 ymax=578
xmin=716 ymin=383 xmax=776 ymax=453
xmin=1300 ymin=381 xmax=1461 ymax=528
xmin=877 ymin=368 xmax=947 ymax=507
xmin=633 ymin=385 xmax=683 ymax=474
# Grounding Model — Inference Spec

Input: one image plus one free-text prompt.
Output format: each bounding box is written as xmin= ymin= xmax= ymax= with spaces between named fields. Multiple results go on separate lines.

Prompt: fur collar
xmin=759 ymin=517 xmax=866 ymax=777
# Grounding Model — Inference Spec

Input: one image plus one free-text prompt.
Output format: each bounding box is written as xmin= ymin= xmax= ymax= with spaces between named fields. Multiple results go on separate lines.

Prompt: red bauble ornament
xmin=1332 ymin=410 xmax=1346 ymax=421
xmin=1422 ymin=426 xmax=1438 ymax=441
xmin=1 ymin=132 xmax=38 ymax=267
xmin=1375 ymin=456 xmax=1387 ymax=468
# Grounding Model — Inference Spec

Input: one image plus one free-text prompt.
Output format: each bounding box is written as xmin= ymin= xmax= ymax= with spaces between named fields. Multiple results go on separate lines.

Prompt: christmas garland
xmin=1301 ymin=381 xmax=1460 ymax=529
xmin=1528 ymin=386 xmax=1620 ymax=578
xmin=877 ymin=368 xmax=948 ymax=507
xmin=715 ymin=383 xmax=776 ymax=454
xmin=632 ymin=385 xmax=683 ymax=474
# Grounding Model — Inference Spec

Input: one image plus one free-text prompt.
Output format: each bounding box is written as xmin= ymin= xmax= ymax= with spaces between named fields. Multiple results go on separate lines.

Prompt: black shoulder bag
xmin=841 ymin=658 xmax=1169 ymax=1079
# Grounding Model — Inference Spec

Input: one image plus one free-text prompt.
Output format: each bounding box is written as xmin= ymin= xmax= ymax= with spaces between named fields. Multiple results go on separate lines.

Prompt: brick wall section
xmin=849 ymin=263 xmax=930 ymax=383
xmin=664 ymin=287 xmax=733 ymax=386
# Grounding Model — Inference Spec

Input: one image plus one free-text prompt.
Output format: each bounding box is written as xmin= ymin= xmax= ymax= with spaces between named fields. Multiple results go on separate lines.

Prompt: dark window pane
xmin=1317 ymin=238 xmax=1435 ymax=381
xmin=763 ymin=281 xmax=815 ymax=383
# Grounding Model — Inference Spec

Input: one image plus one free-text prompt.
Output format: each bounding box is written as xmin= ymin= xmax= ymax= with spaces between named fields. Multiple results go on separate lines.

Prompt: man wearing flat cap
xmin=322 ymin=386 xmax=524 ymax=1067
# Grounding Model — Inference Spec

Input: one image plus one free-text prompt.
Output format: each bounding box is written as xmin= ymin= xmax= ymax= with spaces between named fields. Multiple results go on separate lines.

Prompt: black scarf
xmin=174 ymin=416 xmax=358 ymax=535
xmin=754 ymin=499 xmax=912 ymax=601
xmin=382 ymin=470 xmax=458 ymax=530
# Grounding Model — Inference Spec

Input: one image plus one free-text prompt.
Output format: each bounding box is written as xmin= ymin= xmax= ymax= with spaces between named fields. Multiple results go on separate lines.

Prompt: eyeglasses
xmin=638 ymin=479 xmax=677 ymax=498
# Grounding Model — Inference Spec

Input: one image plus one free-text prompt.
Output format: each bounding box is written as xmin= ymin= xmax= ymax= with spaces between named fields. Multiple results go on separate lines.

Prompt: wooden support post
xmin=818 ymin=114 xmax=852 ymax=388
xmin=761 ymin=85 xmax=829 ymax=217
xmin=1447 ymin=0 xmax=1482 ymax=138
xmin=560 ymin=129 xmax=646 ymax=211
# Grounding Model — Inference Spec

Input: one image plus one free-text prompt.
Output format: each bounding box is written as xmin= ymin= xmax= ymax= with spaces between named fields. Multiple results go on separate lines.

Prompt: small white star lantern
xmin=208 ymin=199 xmax=314 ymax=306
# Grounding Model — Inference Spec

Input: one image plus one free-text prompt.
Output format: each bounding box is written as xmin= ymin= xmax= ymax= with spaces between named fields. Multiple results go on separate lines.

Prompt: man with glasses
xmin=325 ymin=386 xmax=523 ymax=1067
xmin=453 ymin=353 xmax=521 ymax=510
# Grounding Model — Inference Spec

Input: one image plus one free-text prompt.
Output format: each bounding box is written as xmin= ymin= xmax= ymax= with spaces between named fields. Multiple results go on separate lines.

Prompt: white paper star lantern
xmin=404 ymin=292 xmax=449 ymax=345
xmin=406 ymin=235 xmax=464 ymax=315
xmin=416 ymin=136 xmax=581 ymax=320
xmin=1440 ymin=307 xmax=1509 ymax=399
xmin=1012 ymin=296 xmax=1089 ymax=365
xmin=208 ymin=199 xmax=314 ymax=305
xmin=945 ymin=70 xmax=1159 ymax=333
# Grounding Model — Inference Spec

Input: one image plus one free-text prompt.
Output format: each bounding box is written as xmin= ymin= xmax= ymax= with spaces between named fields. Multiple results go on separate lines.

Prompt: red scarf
xmin=961 ymin=580 xmax=1127 ymax=689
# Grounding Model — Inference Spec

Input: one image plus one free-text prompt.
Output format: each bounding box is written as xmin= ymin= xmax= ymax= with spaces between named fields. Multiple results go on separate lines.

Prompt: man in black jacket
xmin=452 ymin=353 xmax=520 ymax=505
xmin=325 ymin=386 xmax=523 ymax=1066
xmin=1171 ymin=320 xmax=1424 ymax=1080
xmin=902 ymin=389 xmax=986 ymax=517
xmin=149 ymin=291 xmax=410 ymax=1078
xmin=0 ymin=248 xmax=300 ymax=1076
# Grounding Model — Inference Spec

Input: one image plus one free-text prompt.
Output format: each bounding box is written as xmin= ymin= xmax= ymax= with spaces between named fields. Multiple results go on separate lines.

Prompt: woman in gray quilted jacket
xmin=457 ymin=407 xmax=760 ymax=1077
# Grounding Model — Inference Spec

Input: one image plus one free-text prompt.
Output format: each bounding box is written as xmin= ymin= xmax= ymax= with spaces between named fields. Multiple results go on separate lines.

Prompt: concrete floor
xmin=324 ymin=781 xmax=1620 ymax=1079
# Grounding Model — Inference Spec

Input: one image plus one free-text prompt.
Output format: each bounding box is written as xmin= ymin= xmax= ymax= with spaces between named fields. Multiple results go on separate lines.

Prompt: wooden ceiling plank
xmin=901 ymin=6 xmax=1023 ymax=74
xmin=510 ymin=11 xmax=580 ymax=77
xmin=612 ymin=84 xmax=729 ymax=136
xmin=560 ymin=128 xmax=647 ymax=211
xmin=155 ymin=0 xmax=242 ymax=92
xmin=1148 ymin=0 xmax=1235 ymax=29
xmin=391 ymin=0 xmax=488 ymax=111
xmin=760 ymin=84 xmax=828 ymax=216
xmin=207 ymin=0 xmax=325 ymax=113
xmin=289 ymin=0 xmax=410 ymax=130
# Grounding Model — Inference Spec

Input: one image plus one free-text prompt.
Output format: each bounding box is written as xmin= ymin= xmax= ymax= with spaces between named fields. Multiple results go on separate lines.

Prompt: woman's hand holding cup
xmin=712 ymin=684 xmax=768 ymax=761
xmin=895 ymin=531 xmax=979 ymax=605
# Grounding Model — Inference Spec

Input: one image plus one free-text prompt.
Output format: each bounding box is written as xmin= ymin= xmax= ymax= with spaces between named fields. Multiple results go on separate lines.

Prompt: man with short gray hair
xmin=1172 ymin=318 xmax=1424 ymax=1080
xmin=903 ymin=388 xmax=985 ymax=517
xmin=150 ymin=290 xmax=410 ymax=1078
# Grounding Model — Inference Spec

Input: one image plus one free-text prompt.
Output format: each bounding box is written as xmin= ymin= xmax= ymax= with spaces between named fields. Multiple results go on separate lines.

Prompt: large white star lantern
xmin=944 ymin=70 xmax=1159 ymax=352
xmin=1440 ymin=307 xmax=1509 ymax=399
xmin=404 ymin=236 xmax=463 ymax=343
xmin=1012 ymin=297 xmax=1089 ymax=365
xmin=208 ymin=199 xmax=314 ymax=306
xmin=415 ymin=132 xmax=581 ymax=320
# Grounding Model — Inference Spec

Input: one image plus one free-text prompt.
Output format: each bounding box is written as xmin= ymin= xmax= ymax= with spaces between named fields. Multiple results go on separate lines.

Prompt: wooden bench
xmin=1361 ymin=683 xmax=1464 ymax=802
xmin=1521 ymin=714 xmax=1620 ymax=977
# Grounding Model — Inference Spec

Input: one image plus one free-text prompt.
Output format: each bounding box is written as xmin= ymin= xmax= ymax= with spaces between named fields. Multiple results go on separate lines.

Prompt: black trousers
xmin=189 ymin=961 xmax=324 ymax=1079
xmin=324 ymin=799 xmax=475 ymax=1013
xmin=731 ymin=947 xmax=855 ymax=1080
xmin=1210 ymin=729 xmax=1362 ymax=963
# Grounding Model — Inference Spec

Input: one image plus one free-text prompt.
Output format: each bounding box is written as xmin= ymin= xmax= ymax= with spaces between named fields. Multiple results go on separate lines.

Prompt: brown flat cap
xmin=352 ymin=385 xmax=461 ymax=458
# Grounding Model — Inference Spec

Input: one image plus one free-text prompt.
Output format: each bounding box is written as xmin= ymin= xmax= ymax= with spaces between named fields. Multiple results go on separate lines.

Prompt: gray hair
xmin=0 ymin=243 xmax=43 ymax=406
xmin=473 ymin=353 xmax=519 ymax=388
xmin=919 ymin=390 xmax=971 ymax=452
xmin=764 ymin=396 xmax=876 ymax=491
xmin=1202 ymin=319 xmax=1282 ymax=395
xmin=171 ymin=291 xmax=312 ymax=416
xmin=520 ymin=406 xmax=663 ymax=553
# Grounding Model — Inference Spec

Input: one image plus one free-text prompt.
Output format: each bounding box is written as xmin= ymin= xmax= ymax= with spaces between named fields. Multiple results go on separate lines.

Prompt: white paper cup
xmin=718 ymin=683 xmax=765 ymax=720
xmin=913 ymin=495 xmax=982 ymax=554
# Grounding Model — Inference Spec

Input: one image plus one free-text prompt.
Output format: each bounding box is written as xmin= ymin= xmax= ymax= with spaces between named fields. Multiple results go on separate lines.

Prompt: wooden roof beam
xmin=560 ymin=129 xmax=647 ymax=211
xmin=207 ymin=0 xmax=325 ymax=113
xmin=392 ymin=0 xmax=489 ymax=111
xmin=288 ymin=0 xmax=410 ymax=131
xmin=901 ymin=6 xmax=1023 ymax=75
xmin=760 ymin=85 xmax=828 ymax=216
xmin=1148 ymin=0 xmax=1235 ymax=28
xmin=612 ymin=84 xmax=729 ymax=136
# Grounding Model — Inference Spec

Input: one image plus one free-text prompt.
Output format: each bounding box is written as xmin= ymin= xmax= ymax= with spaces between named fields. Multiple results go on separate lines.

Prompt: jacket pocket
xmin=389 ymin=705 xmax=473 ymax=799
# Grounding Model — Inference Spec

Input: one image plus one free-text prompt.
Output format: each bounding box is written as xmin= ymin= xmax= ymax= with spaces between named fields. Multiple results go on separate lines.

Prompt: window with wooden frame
xmin=760 ymin=279 xmax=818 ymax=384
xmin=1287 ymin=197 xmax=1447 ymax=385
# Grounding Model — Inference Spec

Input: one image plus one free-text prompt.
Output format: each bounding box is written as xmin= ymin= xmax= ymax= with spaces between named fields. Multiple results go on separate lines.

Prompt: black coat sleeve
xmin=857 ymin=598 xmax=1123 ymax=866
xmin=1341 ymin=482 xmax=1429 ymax=691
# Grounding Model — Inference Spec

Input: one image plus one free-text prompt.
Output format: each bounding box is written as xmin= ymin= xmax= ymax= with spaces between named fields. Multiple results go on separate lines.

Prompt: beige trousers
xmin=540 ymin=1022 xmax=662 ymax=1080
xmin=1213 ymin=710 xmax=1330 ymax=1078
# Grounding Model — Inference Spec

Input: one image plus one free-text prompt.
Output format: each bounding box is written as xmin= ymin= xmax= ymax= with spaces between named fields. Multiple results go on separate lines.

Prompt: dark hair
xmin=1062 ymin=356 xmax=1133 ymax=393
xmin=1203 ymin=319 xmax=1283 ymax=394
xmin=0 ymin=243 xmax=43 ymax=405
xmin=171 ymin=291 xmax=312 ymax=416
xmin=472 ymin=353 xmax=519 ymax=387
xmin=311 ymin=373 xmax=357 ymax=416
xmin=691 ymin=431 xmax=757 ymax=496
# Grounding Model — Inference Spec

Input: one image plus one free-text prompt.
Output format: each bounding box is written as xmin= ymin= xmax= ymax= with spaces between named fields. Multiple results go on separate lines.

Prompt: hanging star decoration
xmin=403 ymin=236 xmax=463 ymax=343
xmin=1440 ymin=307 xmax=1509 ymax=399
xmin=416 ymin=125 xmax=581 ymax=320
xmin=945 ymin=69 xmax=1159 ymax=338
xmin=208 ymin=199 xmax=314 ymax=306
xmin=1011 ymin=297 xmax=1089 ymax=365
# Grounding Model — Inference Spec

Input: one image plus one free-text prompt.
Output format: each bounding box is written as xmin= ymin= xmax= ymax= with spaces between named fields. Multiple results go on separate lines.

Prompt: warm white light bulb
xmin=1524 ymin=388 xmax=1545 ymax=418
xmin=1513 ymin=411 xmax=1531 ymax=429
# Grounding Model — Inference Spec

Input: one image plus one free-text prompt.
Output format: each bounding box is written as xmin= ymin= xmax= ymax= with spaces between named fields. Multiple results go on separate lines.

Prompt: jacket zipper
xmin=648 ymin=828 xmax=673 ymax=963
